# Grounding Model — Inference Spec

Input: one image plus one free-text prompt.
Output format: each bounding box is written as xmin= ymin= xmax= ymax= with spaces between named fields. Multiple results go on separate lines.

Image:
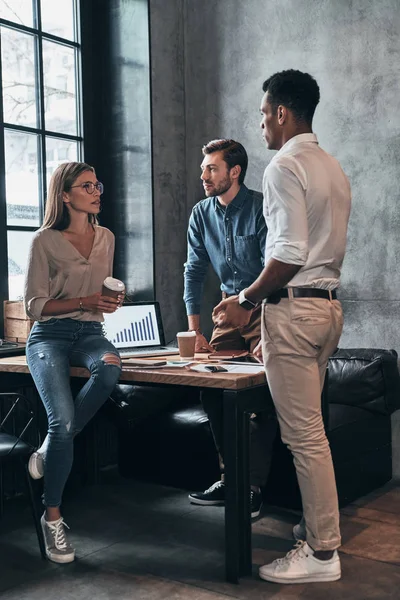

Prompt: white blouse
xmin=24 ymin=225 xmax=115 ymax=322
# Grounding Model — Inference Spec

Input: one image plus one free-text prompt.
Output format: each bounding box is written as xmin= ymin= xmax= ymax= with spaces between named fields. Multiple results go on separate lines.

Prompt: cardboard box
xmin=3 ymin=301 xmax=34 ymax=342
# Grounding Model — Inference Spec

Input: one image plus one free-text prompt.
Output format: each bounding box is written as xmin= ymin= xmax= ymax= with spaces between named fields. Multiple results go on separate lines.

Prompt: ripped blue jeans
xmin=26 ymin=318 xmax=121 ymax=507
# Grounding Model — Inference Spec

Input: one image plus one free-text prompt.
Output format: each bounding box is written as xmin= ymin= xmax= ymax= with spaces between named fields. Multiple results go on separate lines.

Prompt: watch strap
xmin=238 ymin=289 xmax=257 ymax=308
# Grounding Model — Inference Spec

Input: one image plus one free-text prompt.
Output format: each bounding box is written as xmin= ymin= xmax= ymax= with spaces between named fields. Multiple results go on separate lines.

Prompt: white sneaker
xmin=259 ymin=541 xmax=341 ymax=584
xmin=28 ymin=451 xmax=44 ymax=480
xmin=41 ymin=514 xmax=75 ymax=564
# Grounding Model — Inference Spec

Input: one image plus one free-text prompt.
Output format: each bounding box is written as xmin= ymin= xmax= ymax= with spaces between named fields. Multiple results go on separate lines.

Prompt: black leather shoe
xmin=251 ymin=489 xmax=263 ymax=518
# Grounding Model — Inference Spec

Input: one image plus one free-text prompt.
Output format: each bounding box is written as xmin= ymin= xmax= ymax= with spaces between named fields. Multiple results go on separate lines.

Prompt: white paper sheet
xmin=122 ymin=360 xmax=193 ymax=369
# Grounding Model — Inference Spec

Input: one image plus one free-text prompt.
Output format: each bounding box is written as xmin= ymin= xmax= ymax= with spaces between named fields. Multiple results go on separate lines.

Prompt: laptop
xmin=0 ymin=341 xmax=26 ymax=357
xmin=103 ymin=301 xmax=178 ymax=358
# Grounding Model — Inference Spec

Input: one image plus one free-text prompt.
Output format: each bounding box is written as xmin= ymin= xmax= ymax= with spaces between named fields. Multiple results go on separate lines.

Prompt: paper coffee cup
xmin=102 ymin=277 xmax=125 ymax=299
xmin=176 ymin=331 xmax=196 ymax=360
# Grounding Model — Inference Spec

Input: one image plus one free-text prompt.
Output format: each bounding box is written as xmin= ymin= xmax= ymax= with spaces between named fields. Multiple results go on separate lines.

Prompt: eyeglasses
xmin=70 ymin=181 xmax=104 ymax=195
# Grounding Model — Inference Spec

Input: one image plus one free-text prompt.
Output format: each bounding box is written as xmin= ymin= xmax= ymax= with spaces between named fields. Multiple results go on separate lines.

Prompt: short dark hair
xmin=202 ymin=139 xmax=248 ymax=184
xmin=262 ymin=70 xmax=320 ymax=126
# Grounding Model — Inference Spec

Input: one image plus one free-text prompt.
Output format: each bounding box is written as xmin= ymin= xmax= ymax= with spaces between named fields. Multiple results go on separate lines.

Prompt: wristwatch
xmin=238 ymin=289 xmax=257 ymax=311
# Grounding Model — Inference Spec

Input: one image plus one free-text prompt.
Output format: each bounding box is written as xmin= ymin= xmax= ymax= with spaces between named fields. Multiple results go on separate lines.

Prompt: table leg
xmin=223 ymin=389 xmax=240 ymax=583
xmin=223 ymin=389 xmax=253 ymax=582
xmin=239 ymin=395 xmax=251 ymax=575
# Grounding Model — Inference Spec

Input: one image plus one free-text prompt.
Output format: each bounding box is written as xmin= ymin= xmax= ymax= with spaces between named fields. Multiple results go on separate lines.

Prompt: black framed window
xmin=0 ymin=0 xmax=83 ymax=305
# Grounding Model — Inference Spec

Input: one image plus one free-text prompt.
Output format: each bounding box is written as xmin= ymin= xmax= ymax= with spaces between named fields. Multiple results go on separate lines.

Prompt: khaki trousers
xmin=261 ymin=295 xmax=343 ymax=551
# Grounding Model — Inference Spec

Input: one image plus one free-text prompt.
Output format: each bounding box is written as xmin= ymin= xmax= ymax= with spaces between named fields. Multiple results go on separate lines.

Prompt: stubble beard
xmin=204 ymin=176 xmax=232 ymax=197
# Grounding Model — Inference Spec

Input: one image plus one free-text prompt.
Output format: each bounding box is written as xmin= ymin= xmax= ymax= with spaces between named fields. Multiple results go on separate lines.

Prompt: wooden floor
xmin=1 ymin=472 xmax=400 ymax=599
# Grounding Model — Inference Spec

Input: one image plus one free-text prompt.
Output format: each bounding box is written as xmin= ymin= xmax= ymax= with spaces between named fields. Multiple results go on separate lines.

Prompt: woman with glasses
xmin=24 ymin=162 xmax=123 ymax=564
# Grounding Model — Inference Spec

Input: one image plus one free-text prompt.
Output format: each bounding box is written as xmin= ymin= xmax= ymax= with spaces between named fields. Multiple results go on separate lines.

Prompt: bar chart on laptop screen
xmin=103 ymin=305 xmax=161 ymax=347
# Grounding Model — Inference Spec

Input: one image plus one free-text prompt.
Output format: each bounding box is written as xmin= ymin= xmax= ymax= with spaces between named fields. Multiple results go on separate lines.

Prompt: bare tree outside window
xmin=0 ymin=1 xmax=83 ymax=300
xmin=1 ymin=27 xmax=37 ymax=127
xmin=41 ymin=0 xmax=75 ymax=41
xmin=4 ymin=129 xmax=40 ymax=227
xmin=43 ymin=41 xmax=77 ymax=135
xmin=0 ymin=0 xmax=33 ymax=27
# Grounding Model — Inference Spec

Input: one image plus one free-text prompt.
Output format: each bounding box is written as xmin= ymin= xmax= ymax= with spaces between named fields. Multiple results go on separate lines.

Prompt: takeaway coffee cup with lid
xmin=176 ymin=331 xmax=196 ymax=360
xmin=101 ymin=277 xmax=125 ymax=299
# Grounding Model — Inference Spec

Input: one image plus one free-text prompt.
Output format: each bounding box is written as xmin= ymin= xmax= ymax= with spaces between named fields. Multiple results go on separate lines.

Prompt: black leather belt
xmin=265 ymin=288 xmax=337 ymax=304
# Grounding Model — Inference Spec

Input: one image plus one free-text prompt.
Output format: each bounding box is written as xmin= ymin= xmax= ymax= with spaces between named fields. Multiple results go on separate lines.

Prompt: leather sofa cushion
xmin=328 ymin=348 xmax=400 ymax=415
xmin=328 ymin=404 xmax=391 ymax=463
xmin=171 ymin=406 xmax=209 ymax=426
xmin=109 ymin=384 xmax=200 ymax=427
xmin=328 ymin=403 xmax=376 ymax=431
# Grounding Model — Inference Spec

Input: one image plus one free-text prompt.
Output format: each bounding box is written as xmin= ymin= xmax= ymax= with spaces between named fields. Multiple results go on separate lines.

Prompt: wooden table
xmin=0 ymin=354 xmax=273 ymax=583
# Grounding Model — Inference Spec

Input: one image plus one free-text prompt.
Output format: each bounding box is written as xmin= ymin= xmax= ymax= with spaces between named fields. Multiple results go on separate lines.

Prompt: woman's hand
xmin=117 ymin=293 xmax=125 ymax=307
xmin=81 ymin=293 xmax=120 ymax=313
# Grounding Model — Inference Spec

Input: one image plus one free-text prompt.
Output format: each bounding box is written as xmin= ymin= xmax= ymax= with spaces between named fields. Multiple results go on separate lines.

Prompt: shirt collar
xmin=214 ymin=184 xmax=249 ymax=212
xmin=274 ymin=133 xmax=318 ymax=159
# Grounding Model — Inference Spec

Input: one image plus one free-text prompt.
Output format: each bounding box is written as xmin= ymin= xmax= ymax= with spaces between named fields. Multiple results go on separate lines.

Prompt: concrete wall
xmin=149 ymin=0 xmax=187 ymax=341
xmin=84 ymin=0 xmax=154 ymax=300
xmin=183 ymin=0 xmax=400 ymax=350
xmin=109 ymin=0 xmax=154 ymax=300
xmin=152 ymin=0 xmax=400 ymax=349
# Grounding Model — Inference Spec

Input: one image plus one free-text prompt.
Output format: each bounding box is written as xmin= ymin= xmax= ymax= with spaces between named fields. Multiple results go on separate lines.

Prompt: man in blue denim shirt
xmin=184 ymin=139 xmax=278 ymax=516
xmin=184 ymin=139 xmax=266 ymax=352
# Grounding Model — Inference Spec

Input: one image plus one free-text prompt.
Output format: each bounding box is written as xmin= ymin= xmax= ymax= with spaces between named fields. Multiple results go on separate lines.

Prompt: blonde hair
xmin=42 ymin=161 xmax=98 ymax=230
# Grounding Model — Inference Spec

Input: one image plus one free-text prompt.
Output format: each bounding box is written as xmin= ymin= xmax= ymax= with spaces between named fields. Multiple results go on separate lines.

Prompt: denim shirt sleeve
xmin=256 ymin=204 xmax=267 ymax=268
xmin=183 ymin=206 xmax=210 ymax=315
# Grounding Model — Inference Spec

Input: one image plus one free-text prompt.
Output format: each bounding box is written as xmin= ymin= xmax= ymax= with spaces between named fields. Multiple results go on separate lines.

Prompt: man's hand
xmin=195 ymin=332 xmax=213 ymax=353
xmin=212 ymin=296 xmax=252 ymax=328
xmin=252 ymin=340 xmax=263 ymax=363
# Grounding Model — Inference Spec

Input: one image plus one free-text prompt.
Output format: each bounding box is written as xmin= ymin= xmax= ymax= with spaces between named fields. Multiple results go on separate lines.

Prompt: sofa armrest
xmin=328 ymin=348 xmax=400 ymax=415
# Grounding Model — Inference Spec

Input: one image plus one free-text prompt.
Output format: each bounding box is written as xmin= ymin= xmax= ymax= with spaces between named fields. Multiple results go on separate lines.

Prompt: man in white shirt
xmin=213 ymin=69 xmax=351 ymax=585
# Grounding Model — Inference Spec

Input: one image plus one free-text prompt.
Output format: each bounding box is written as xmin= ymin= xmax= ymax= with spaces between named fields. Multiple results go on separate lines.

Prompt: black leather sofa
xmin=265 ymin=349 xmax=400 ymax=508
xmin=113 ymin=348 xmax=400 ymax=508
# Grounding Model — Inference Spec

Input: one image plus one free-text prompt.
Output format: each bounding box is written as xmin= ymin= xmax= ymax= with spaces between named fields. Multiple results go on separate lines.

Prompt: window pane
xmin=46 ymin=136 xmax=78 ymax=186
xmin=7 ymin=230 xmax=35 ymax=301
xmin=0 ymin=0 xmax=33 ymax=27
xmin=5 ymin=130 xmax=40 ymax=226
xmin=43 ymin=41 xmax=77 ymax=134
xmin=41 ymin=0 xmax=75 ymax=41
xmin=1 ymin=27 xmax=38 ymax=128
